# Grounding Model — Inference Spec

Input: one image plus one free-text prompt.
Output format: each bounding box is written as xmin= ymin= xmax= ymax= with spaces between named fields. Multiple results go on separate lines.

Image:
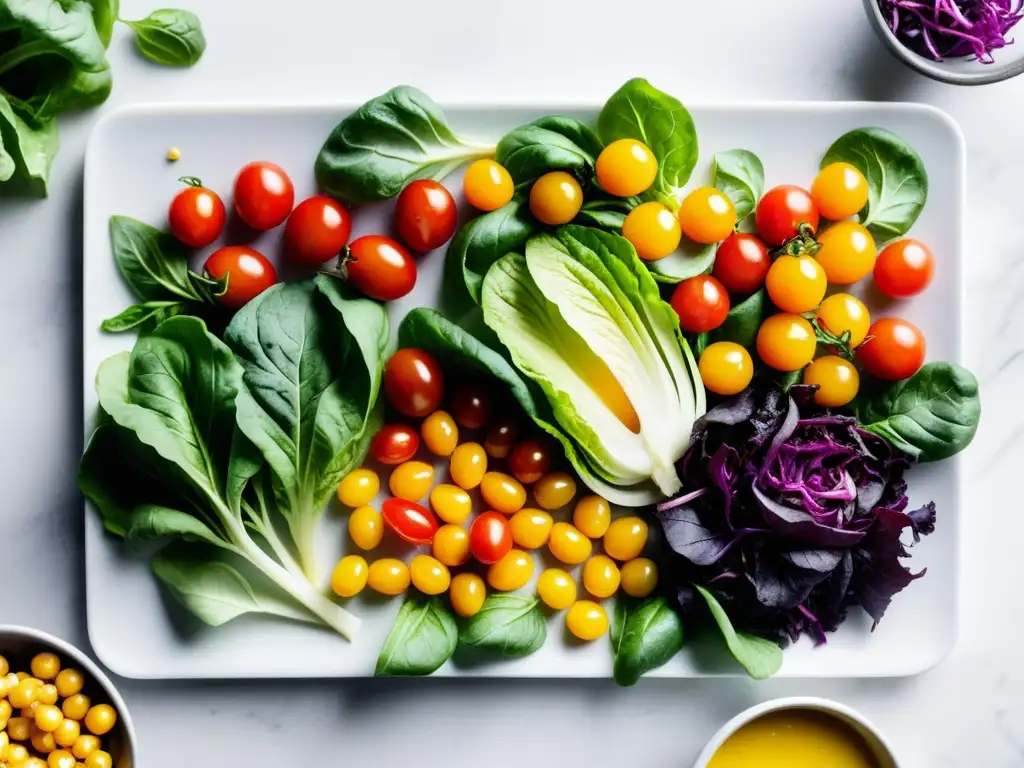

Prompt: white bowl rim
xmin=691 ymin=696 xmax=899 ymax=768
xmin=0 ymin=624 xmax=137 ymax=753
xmin=863 ymin=0 xmax=1024 ymax=85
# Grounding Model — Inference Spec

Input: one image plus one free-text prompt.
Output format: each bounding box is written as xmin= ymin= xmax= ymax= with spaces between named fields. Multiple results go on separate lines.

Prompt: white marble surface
xmin=0 ymin=1 xmax=1020 ymax=765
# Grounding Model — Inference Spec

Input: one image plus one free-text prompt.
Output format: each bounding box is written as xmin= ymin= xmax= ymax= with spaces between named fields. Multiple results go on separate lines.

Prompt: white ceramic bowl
xmin=692 ymin=697 xmax=899 ymax=768
xmin=863 ymin=0 xmax=1024 ymax=85
xmin=0 ymin=625 xmax=136 ymax=767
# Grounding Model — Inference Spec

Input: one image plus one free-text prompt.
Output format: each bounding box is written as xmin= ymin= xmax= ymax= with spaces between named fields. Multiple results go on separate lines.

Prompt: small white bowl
xmin=0 ymin=625 xmax=137 ymax=768
xmin=692 ymin=697 xmax=899 ymax=768
xmin=863 ymin=0 xmax=1024 ymax=85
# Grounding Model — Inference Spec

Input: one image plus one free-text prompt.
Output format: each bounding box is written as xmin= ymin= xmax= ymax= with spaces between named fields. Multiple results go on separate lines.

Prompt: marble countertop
xmin=1 ymin=1 xmax=1020 ymax=765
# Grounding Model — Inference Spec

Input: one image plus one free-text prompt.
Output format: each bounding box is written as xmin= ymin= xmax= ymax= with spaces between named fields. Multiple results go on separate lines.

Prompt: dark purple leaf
xmin=782 ymin=549 xmax=844 ymax=572
xmin=908 ymin=501 xmax=937 ymax=541
xmin=747 ymin=547 xmax=833 ymax=609
xmin=659 ymin=504 xmax=732 ymax=566
xmin=752 ymin=485 xmax=868 ymax=547
xmin=848 ymin=509 xmax=926 ymax=627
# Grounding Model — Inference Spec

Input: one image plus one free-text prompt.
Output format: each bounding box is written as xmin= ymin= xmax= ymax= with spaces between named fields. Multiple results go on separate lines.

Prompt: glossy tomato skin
xmin=857 ymin=317 xmax=926 ymax=381
xmin=381 ymin=498 xmax=439 ymax=544
xmin=451 ymin=386 xmax=492 ymax=429
xmin=384 ymin=348 xmax=445 ymax=418
xmin=874 ymin=239 xmax=935 ymax=298
xmin=369 ymin=424 xmax=420 ymax=465
xmin=233 ymin=161 xmax=295 ymax=231
xmin=508 ymin=438 xmax=552 ymax=485
xmin=204 ymin=246 xmax=277 ymax=309
xmin=670 ymin=275 xmax=730 ymax=333
xmin=395 ymin=180 xmax=458 ymax=252
xmin=712 ymin=233 xmax=770 ymax=294
xmin=284 ymin=195 xmax=351 ymax=264
xmin=345 ymin=235 xmax=417 ymax=301
xmin=755 ymin=185 xmax=819 ymax=246
xmin=169 ymin=181 xmax=225 ymax=248
xmin=469 ymin=511 xmax=513 ymax=565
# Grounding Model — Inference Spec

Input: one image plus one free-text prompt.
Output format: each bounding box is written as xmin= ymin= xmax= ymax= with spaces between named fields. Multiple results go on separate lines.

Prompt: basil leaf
xmin=376 ymin=593 xmax=458 ymax=677
xmin=821 ymin=127 xmax=928 ymax=243
xmin=496 ymin=116 xmax=602 ymax=188
xmin=315 ymin=86 xmax=492 ymax=204
xmin=109 ymin=215 xmax=204 ymax=301
xmin=713 ymin=149 xmax=764 ymax=221
xmin=707 ymin=290 xmax=765 ymax=350
xmin=611 ymin=595 xmax=684 ymax=686
xmin=855 ymin=362 xmax=980 ymax=462
xmin=695 ymin=585 xmax=782 ymax=679
xmin=101 ymin=300 xmax=187 ymax=333
xmin=126 ymin=9 xmax=206 ymax=67
xmin=647 ymin=243 xmax=717 ymax=284
xmin=597 ymin=78 xmax=698 ymax=209
xmin=458 ymin=594 xmax=546 ymax=658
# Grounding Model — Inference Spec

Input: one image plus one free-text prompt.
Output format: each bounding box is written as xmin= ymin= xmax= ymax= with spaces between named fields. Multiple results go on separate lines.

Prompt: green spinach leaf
xmin=125 ymin=503 xmax=223 ymax=547
xmin=695 ymin=585 xmax=782 ymax=679
xmin=108 ymin=215 xmax=202 ymax=301
xmin=611 ymin=595 xmax=684 ymax=686
xmin=707 ymin=290 xmax=765 ymax=349
xmin=100 ymin=300 xmax=187 ymax=332
xmin=647 ymin=243 xmax=717 ymax=284
xmin=855 ymin=362 xmax=980 ymax=461
xmin=713 ymin=149 xmax=764 ymax=221
xmin=597 ymin=78 xmax=698 ymax=209
xmin=574 ymin=198 xmax=633 ymax=232
xmin=125 ymin=9 xmax=206 ymax=67
xmin=821 ymin=127 xmax=928 ymax=243
xmin=458 ymin=594 xmax=546 ymax=658
xmin=0 ymin=93 xmax=59 ymax=195
xmin=315 ymin=86 xmax=492 ymax=204
xmin=88 ymin=0 xmax=120 ymax=47
xmin=496 ymin=116 xmax=601 ymax=187
xmin=376 ymin=593 xmax=458 ymax=676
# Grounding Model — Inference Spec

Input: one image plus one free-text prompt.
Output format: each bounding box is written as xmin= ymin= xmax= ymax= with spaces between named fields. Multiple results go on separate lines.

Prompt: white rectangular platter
xmin=83 ymin=100 xmax=964 ymax=679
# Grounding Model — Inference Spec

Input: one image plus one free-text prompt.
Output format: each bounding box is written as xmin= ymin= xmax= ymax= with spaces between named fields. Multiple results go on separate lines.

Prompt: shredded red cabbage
xmin=879 ymin=0 xmax=1024 ymax=62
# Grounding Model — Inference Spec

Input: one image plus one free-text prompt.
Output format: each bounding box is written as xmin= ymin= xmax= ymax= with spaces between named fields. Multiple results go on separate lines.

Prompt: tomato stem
xmin=177 ymin=176 xmax=203 ymax=187
xmin=773 ymin=222 xmax=820 ymax=259
xmin=809 ymin=316 xmax=857 ymax=362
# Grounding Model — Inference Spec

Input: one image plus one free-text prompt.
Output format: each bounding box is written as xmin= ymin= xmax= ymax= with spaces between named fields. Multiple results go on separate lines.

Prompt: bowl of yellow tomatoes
xmin=0 ymin=625 xmax=136 ymax=768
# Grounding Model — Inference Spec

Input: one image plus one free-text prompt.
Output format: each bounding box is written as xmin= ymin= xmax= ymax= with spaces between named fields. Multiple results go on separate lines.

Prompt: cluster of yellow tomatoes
xmin=328 ymin=348 xmax=658 ymax=642
xmin=0 ymin=653 xmax=118 ymax=768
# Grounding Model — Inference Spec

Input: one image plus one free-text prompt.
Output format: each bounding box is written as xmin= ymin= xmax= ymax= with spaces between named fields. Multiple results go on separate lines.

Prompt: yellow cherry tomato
xmin=604 ymin=516 xmax=648 ymax=561
xmin=449 ymin=442 xmax=487 ymax=490
xmin=479 ymin=471 xmax=527 ymax=515
xmin=7 ymin=715 xmax=32 ymax=741
xmin=429 ymin=483 xmax=473 ymax=524
xmin=0 ymin=673 xmax=17 ymax=697
xmin=583 ymin=554 xmax=621 ymax=599
xmin=388 ymin=460 xmax=435 ymax=502
xmin=5 ymin=745 xmax=30 ymax=767
xmin=533 ymin=472 xmax=577 ymax=510
xmin=410 ymin=555 xmax=451 ymax=595
xmin=766 ymin=254 xmax=827 ymax=313
xmin=367 ymin=558 xmax=411 ymax=596
xmin=348 ymin=505 xmax=384 ymax=551
xmin=756 ymin=313 xmax=817 ymax=372
xmin=61 ymin=695 xmax=90 ymax=722
xmin=34 ymin=704 xmax=63 ymax=733
xmin=8 ymin=678 xmax=40 ymax=708
xmin=31 ymin=728 xmax=55 ymax=754
xmin=37 ymin=684 xmax=57 ymax=706
xmin=463 ymin=159 xmax=514 ymax=212
xmin=337 ymin=468 xmax=379 ymax=508
xmin=812 ymin=162 xmax=869 ymax=220
xmin=572 ymin=495 xmax=611 ymax=539
xmin=817 ymin=293 xmax=871 ymax=348
xmin=449 ymin=573 xmax=486 ymax=618
xmin=28 ymin=758 xmax=48 ymax=768
xmin=566 ymin=600 xmax=609 ymax=641
xmin=548 ymin=522 xmax=592 ymax=565
xmin=622 ymin=202 xmax=681 ymax=261
xmin=330 ymin=555 xmax=369 ymax=598
xmin=487 ymin=549 xmax=534 ymax=592
xmin=72 ymin=735 xmax=100 ymax=761
xmin=0 ymin=699 xmax=10 ymax=726
xmin=421 ymin=410 xmax=459 ymax=457
xmin=815 ymin=221 xmax=877 ymax=285
xmin=699 ymin=342 xmax=754 ymax=396
xmin=52 ymin=719 xmax=79 ymax=749
xmin=678 ymin=187 xmax=736 ymax=244
xmin=83 ymin=704 xmax=116 ymax=737
xmin=620 ymin=558 xmax=659 ymax=598
xmin=509 ymin=508 xmax=554 ymax=550
xmin=0 ymin=655 xmax=7 ymax=676
xmin=529 ymin=171 xmax=583 ymax=226
xmin=47 ymin=751 xmax=75 ymax=768
xmin=536 ymin=568 xmax=576 ymax=610
xmin=30 ymin=654 xmax=60 ymax=682
xmin=595 ymin=139 xmax=658 ymax=197
xmin=84 ymin=752 xmax=113 ymax=768
xmin=432 ymin=524 xmax=470 ymax=566
xmin=804 ymin=356 xmax=860 ymax=407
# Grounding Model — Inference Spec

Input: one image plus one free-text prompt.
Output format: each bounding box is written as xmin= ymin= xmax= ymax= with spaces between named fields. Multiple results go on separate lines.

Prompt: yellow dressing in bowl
xmin=708 ymin=710 xmax=880 ymax=768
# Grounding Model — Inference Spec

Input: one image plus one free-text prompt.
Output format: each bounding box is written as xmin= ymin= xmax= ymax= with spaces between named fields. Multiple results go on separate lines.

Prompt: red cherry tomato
xmin=451 ymin=386 xmax=492 ymax=430
xmin=508 ymin=438 xmax=552 ymax=485
xmin=382 ymin=498 xmax=439 ymax=545
xmin=370 ymin=425 xmax=420 ymax=465
xmin=469 ymin=511 xmax=513 ymax=565
xmin=395 ymin=180 xmax=458 ymax=252
xmin=857 ymin=317 xmax=926 ymax=381
xmin=284 ymin=195 xmax=352 ymax=264
xmin=168 ymin=178 xmax=225 ymax=248
xmin=344 ymin=235 xmax=417 ymax=302
xmin=233 ymin=161 xmax=295 ymax=231
xmin=755 ymin=185 xmax=820 ymax=246
xmin=384 ymin=349 xmax=445 ymax=418
xmin=204 ymin=246 xmax=277 ymax=309
xmin=670 ymin=275 xmax=730 ymax=333
xmin=873 ymin=239 xmax=935 ymax=299
xmin=712 ymin=233 xmax=770 ymax=294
